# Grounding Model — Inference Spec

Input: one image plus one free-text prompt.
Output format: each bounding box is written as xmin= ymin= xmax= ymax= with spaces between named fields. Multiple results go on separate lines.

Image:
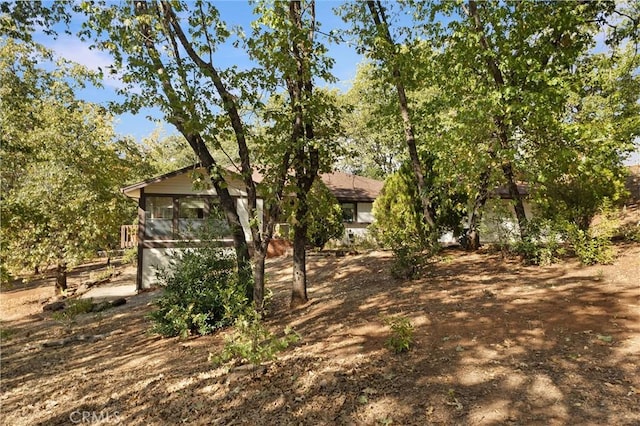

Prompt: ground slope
xmin=1 ymin=245 xmax=638 ymax=425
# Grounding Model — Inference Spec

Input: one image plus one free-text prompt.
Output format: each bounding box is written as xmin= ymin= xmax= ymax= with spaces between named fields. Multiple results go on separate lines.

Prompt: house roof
xmin=320 ymin=171 xmax=383 ymax=202
xmin=120 ymin=163 xmax=205 ymax=194
xmin=121 ymin=164 xmax=384 ymax=203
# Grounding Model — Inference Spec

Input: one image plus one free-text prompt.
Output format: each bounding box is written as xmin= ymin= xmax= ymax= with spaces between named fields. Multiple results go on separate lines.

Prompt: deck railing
xmin=120 ymin=225 xmax=138 ymax=249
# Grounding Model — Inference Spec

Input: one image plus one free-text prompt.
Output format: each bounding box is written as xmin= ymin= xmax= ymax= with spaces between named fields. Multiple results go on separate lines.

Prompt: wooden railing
xmin=120 ymin=225 xmax=138 ymax=249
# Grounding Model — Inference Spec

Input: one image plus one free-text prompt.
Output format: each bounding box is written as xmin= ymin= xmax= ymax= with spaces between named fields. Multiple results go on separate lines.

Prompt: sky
xmin=34 ymin=1 xmax=639 ymax=165
xmin=36 ymin=0 xmax=362 ymax=142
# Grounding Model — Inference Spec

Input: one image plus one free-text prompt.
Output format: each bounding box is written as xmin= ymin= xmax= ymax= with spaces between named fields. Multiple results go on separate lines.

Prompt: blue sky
xmin=35 ymin=1 xmax=639 ymax=164
xmin=37 ymin=0 xmax=362 ymax=142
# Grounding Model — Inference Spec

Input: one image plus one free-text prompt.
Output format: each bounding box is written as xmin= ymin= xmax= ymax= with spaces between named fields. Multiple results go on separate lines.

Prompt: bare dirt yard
xmin=1 ymin=244 xmax=639 ymax=425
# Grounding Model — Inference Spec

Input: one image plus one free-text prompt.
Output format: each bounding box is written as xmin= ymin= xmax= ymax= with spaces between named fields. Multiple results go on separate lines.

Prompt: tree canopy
xmin=0 ymin=38 xmax=141 ymax=291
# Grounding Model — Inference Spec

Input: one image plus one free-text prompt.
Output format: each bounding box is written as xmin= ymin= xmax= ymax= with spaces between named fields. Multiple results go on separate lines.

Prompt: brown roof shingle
xmin=320 ymin=171 xmax=383 ymax=202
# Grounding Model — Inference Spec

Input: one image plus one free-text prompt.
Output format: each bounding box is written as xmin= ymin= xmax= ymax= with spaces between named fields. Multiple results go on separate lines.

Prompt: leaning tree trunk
xmin=468 ymin=0 xmax=528 ymax=240
xmin=55 ymin=262 xmax=67 ymax=295
xmin=366 ymin=0 xmax=436 ymax=229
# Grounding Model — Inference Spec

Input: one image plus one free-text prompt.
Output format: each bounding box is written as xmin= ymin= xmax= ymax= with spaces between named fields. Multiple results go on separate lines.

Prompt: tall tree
xmin=0 ymin=39 xmax=139 ymax=293
xmin=248 ymin=0 xmax=341 ymax=307
xmin=338 ymin=0 xmax=437 ymax=230
xmin=78 ymin=0 xmax=291 ymax=307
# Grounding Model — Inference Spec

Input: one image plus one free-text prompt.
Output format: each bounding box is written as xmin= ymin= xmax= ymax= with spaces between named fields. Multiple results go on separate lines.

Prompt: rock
xmin=43 ymin=301 xmax=65 ymax=312
xmin=110 ymin=298 xmax=127 ymax=307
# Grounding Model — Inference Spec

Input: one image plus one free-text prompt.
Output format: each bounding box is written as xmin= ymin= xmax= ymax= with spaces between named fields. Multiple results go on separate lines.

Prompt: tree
xmin=337 ymin=62 xmax=405 ymax=179
xmin=79 ymin=0 xmax=286 ymax=307
xmin=0 ymin=38 xmax=139 ymax=293
xmin=248 ymin=0 xmax=342 ymax=307
xmin=282 ymin=180 xmax=344 ymax=250
xmin=534 ymin=45 xmax=640 ymax=229
xmin=338 ymin=1 xmax=437 ymax=230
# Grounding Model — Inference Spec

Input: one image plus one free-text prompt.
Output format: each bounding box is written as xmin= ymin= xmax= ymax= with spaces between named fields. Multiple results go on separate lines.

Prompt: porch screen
xmin=145 ymin=196 xmax=173 ymax=238
xmin=178 ymin=198 xmax=206 ymax=237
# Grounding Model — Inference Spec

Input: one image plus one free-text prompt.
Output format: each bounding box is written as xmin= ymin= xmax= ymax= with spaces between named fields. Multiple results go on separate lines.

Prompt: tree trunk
xmin=290 ymin=205 xmax=309 ymax=309
xmin=366 ymin=0 xmax=436 ymax=229
xmin=135 ymin=1 xmax=254 ymax=300
xmin=286 ymin=0 xmax=317 ymax=309
xmin=252 ymin=249 xmax=268 ymax=310
xmin=55 ymin=262 xmax=67 ymax=295
xmin=501 ymin=162 xmax=528 ymax=239
xmin=466 ymin=171 xmax=490 ymax=250
xmin=467 ymin=0 xmax=528 ymax=239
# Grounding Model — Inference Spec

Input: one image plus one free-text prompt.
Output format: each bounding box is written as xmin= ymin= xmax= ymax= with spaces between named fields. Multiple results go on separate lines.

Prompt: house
xmin=320 ymin=171 xmax=382 ymax=242
xmin=120 ymin=165 xmax=383 ymax=289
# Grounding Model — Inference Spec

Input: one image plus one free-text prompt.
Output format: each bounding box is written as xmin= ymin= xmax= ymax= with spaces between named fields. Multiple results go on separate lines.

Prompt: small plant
xmin=122 ymin=246 xmax=138 ymax=265
xmin=382 ymin=315 xmax=414 ymax=353
xmin=0 ymin=327 xmax=15 ymax=341
xmin=91 ymin=266 xmax=115 ymax=282
xmin=52 ymin=298 xmax=95 ymax=322
xmin=210 ymin=310 xmax=299 ymax=367
xmin=618 ymin=223 xmax=640 ymax=242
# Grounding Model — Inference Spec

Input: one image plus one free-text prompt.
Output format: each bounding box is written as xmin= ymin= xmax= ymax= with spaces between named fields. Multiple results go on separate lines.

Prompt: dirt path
xmin=1 ymin=245 xmax=638 ymax=425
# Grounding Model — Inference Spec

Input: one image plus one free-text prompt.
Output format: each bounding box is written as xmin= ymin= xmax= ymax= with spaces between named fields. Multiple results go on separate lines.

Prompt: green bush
xmin=282 ymin=180 xmax=345 ymax=249
xmin=382 ymin=315 xmax=414 ymax=353
xmin=511 ymin=219 xmax=565 ymax=266
xmin=390 ymin=245 xmax=423 ymax=279
xmin=122 ymin=247 xmax=137 ymax=265
xmin=149 ymin=247 xmax=249 ymax=338
xmin=618 ymin=223 xmax=640 ymax=242
xmin=567 ymin=225 xmax=615 ymax=265
xmin=210 ymin=309 xmax=299 ymax=366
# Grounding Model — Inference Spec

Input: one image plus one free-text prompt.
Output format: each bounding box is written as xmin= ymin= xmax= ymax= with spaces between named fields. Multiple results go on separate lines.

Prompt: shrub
xmin=210 ymin=309 xmax=299 ymax=366
xmin=618 ymin=223 xmax=640 ymax=242
xmin=382 ymin=315 xmax=414 ymax=353
xmin=282 ymin=180 xmax=345 ymax=249
xmin=149 ymin=247 xmax=249 ymax=338
xmin=52 ymin=298 xmax=94 ymax=322
xmin=511 ymin=219 xmax=565 ymax=266
xmin=390 ymin=245 xmax=422 ymax=279
xmin=567 ymin=204 xmax=618 ymax=265
xmin=122 ymin=247 xmax=137 ymax=265
xmin=567 ymin=225 xmax=615 ymax=265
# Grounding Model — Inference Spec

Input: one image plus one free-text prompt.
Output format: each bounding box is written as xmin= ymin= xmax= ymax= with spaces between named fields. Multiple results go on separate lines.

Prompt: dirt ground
xmin=1 ymin=244 xmax=638 ymax=425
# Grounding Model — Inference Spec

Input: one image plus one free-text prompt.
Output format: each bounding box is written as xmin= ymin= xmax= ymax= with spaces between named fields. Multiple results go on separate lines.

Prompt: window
xmin=145 ymin=196 xmax=174 ymax=238
xmin=340 ymin=203 xmax=356 ymax=223
xmin=144 ymin=195 xmax=229 ymax=240
xmin=178 ymin=197 xmax=206 ymax=237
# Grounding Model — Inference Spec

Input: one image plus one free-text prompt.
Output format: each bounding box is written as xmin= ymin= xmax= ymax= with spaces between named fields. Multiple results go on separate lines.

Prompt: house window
xmin=145 ymin=196 xmax=174 ymax=238
xmin=178 ymin=197 xmax=206 ymax=238
xmin=145 ymin=195 xmax=229 ymax=239
xmin=340 ymin=203 xmax=356 ymax=223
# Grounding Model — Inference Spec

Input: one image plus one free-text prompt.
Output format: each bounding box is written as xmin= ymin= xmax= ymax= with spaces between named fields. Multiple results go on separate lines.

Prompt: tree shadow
xmin=2 ymin=246 xmax=639 ymax=425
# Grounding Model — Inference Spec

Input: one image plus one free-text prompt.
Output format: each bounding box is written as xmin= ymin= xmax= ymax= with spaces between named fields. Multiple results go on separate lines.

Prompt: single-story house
xmin=120 ymin=165 xmax=383 ymax=289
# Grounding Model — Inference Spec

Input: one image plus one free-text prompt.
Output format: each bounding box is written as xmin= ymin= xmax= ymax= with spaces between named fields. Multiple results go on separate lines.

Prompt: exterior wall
xmin=235 ymin=197 xmax=264 ymax=241
xmin=142 ymin=247 xmax=182 ymax=288
xmin=436 ymin=199 xmax=534 ymax=245
xmin=137 ymin=168 xmax=248 ymax=197
xmin=141 ymin=246 xmax=235 ymax=288
xmin=479 ymin=199 xmax=534 ymax=243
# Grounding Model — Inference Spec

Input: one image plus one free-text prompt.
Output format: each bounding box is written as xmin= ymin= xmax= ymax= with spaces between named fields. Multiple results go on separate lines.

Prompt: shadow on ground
xmin=1 ymin=245 xmax=638 ymax=425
